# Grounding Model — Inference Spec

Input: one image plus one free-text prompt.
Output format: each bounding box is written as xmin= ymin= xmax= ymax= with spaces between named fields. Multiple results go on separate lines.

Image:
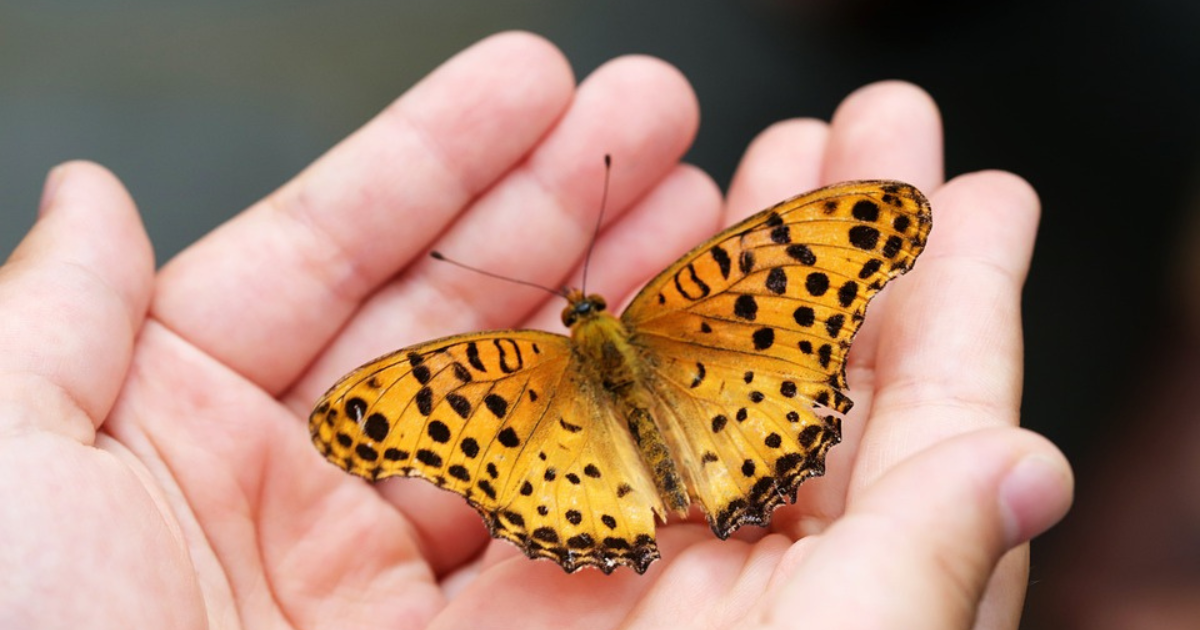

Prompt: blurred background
xmin=2 ymin=0 xmax=1198 ymax=627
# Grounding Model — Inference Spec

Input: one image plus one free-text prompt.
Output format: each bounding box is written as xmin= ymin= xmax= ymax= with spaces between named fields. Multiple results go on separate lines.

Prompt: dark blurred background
xmin=3 ymin=1 xmax=1198 ymax=627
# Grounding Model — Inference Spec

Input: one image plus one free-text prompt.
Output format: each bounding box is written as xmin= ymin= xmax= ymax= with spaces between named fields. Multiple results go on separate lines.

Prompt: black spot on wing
xmin=363 ymin=414 xmax=390 ymax=441
xmin=734 ymin=295 xmax=758 ymax=321
xmin=793 ymin=306 xmax=815 ymax=327
xmin=690 ymin=362 xmax=706 ymax=388
xmin=427 ymin=420 xmax=451 ymax=443
xmin=466 ymin=341 xmax=486 ymax=372
xmin=446 ymin=393 xmax=471 ymax=419
xmin=739 ymin=251 xmax=755 ymax=274
xmin=805 ymin=273 xmax=830 ymax=296
xmin=498 ymin=427 xmax=520 ymax=448
xmin=345 ymin=397 xmax=367 ymax=421
xmin=837 ymin=281 xmax=859 ymax=308
xmin=858 ymin=258 xmax=883 ymax=279
xmin=851 ymin=199 xmax=880 ymax=222
xmin=710 ymin=245 xmax=732 ymax=279
xmin=883 ymin=235 xmax=904 ymax=258
xmin=484 ymin=394 xmax=509 ymax=419
xmin=825 ymin=314 xmax=845 ymax=338
xmin=786 ymin=244 xmax=817 ymax=265
xmin=765 ymin=268 xmax=787 ymax=294
xmin=848 ymin=225 xmax=881 ymax=250
xmin=416 ymin=449 xmax=443 ymax=468
xmin=770 ymin=224 xmax=790 ymax=244
xmin=412 ymin=364 xmax=432 ymax=385
xmin=451 ymin=362 xmax=472 ymax=383
xmin=752 ymin=327 xmax=775 ymax=350
xmin=415 ymin=387 xmax=433 ymax=416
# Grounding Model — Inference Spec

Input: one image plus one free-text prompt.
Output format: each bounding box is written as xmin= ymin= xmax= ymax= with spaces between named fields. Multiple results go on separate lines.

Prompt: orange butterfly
xmin=310 ymin=180 xmax=931 ymax=574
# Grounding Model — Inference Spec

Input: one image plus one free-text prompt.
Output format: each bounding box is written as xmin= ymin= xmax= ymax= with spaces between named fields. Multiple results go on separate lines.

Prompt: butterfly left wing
xmin=309 ymin=330 xmax=667 ymax=574
xmin=621 ymin=180 xmax=931 ymax=536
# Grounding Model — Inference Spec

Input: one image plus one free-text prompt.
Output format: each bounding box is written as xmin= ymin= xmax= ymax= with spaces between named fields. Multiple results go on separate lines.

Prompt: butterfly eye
xmin=589 ymin=295 xmax=607 ymax=312
xmin=561 ymin=304 xmax=578 ymax=327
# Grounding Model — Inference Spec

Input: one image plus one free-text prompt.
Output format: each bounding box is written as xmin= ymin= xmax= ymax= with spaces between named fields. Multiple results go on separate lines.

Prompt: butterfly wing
xmin=620 ymin=180 xmax=932 ymax=536
xmin=309 ymin=330 xmax=666 ymax=574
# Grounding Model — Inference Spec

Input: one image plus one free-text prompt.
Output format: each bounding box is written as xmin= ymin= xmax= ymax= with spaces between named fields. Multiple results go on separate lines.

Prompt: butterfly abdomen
xmin=623 ymin=405 xmax=690 ymax=514
xmin=570 ymin=303 xmax=691 ymax=516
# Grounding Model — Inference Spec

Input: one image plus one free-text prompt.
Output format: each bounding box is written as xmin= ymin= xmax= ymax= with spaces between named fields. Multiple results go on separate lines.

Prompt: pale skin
xmin=0 ymin=32 xmax=1072 ymax=629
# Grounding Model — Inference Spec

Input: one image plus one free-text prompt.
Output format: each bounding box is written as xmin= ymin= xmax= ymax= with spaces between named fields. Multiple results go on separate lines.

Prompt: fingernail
xmin=39 ymin=165 xmax=67 ymax=215
xmin=998 ymin=454 xmax=1073 ymax=546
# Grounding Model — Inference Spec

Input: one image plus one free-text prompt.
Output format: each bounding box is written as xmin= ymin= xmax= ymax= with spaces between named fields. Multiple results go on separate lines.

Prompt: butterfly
xmin=309 ymin=179 xmax=931 ymax=574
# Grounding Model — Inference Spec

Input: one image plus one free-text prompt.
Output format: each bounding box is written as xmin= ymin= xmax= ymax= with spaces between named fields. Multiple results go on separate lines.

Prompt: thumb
xmin=756 ymin=427 xmax=1072 ymax=629
xmin=0 ymin=161 xmax=154 ymax=437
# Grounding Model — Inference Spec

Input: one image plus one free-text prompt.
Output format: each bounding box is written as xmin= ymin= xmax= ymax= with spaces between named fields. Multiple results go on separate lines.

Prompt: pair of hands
xmin=0 ymin=32 xmax=1071 ymax=629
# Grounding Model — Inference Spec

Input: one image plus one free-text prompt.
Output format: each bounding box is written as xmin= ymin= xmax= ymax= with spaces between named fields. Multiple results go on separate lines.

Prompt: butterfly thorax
xmin=563 ymin=289 xmax=692 ymax=516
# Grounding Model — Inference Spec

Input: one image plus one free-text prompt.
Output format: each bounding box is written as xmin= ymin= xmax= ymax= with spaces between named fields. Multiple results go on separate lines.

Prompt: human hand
xmin=0 ymin=32 xmax=1071 ymax=629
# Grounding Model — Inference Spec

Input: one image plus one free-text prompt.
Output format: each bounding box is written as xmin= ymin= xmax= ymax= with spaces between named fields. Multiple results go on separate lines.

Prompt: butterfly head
xmin=561 ymin=289 xmax=607 ymax=327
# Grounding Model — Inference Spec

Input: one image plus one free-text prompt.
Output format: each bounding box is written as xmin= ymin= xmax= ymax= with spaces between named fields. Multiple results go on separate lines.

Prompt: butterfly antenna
xmin=580 ymin=154 xmax=611 ymax=295
xmin=429 ymin=251 xmax=567 ymax=298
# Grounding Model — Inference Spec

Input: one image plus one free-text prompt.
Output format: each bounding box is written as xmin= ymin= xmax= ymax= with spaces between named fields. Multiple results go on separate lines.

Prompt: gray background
xmin=3 ymin=1 xmax=1198 ymax=626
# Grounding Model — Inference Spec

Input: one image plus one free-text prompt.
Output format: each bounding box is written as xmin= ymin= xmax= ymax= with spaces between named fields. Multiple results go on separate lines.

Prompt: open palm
xmin=0 ymin=33 xmax=1071 ymax=630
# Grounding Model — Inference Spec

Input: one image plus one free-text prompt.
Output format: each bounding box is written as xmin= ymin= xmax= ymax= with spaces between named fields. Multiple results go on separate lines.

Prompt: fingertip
xmin=998 ymin=434 xmax=1074 ymax=547
xmin=34 ymin=160 xmax=156 ymax=315
xmin=394 ymin=30 xmax=576 ymax=195
xmin=824 ymin=80 xmax=944 ymax=191
xmin=576 ymin=53 xmax=700 ymax=158
xmin=726 ymin=118 xmax=830 ymax=222
xmin=525 ymin=52 xmax=700 ymax=218
xmin=468 ymin=30 xmax=577 ymax=95
xmin=833 ymin=80 xmax=941 ymax=131
xmin=926 ymin=170 xmax=1042 ymax=280
xmin=600 ymin=53 xmax=698 ymax=115
xmin=943 ymin=169 xmax=1042 ymax=227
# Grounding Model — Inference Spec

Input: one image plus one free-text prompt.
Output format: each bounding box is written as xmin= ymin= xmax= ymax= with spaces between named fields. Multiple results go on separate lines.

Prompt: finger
xmin=758 ymin=428 xmax=1073 ymax=630
xmin=838 ymin=172 xmax=1041 ymax=630
xmin=286 ymin=54 xmax=700 ymax=410
xmin=858 ymin=171 xmax=1041 ymax=485
xmin=0 ymin=162 xmax=154 ymax=439
xmin=154 ymin=32 xmax=576 ymax=393
xmin=824 ymin=81 xmax=945 ymax=377
xmin=820 ymin=80 xmax=944 ymax=192
xmin=724 ymin=118 xmax=829 ymax=224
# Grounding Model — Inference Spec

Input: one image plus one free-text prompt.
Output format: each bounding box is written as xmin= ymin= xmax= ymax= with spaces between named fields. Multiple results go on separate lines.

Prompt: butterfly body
xmin=310 ymin=180 xmax=932 ymax=574
xmin=563 ymin=290 xmax=692 ymax=516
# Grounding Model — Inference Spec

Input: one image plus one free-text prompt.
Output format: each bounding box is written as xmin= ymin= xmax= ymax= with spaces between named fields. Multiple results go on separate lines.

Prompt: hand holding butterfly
xmin=0 ymin=32 xmax=1072 ymax=630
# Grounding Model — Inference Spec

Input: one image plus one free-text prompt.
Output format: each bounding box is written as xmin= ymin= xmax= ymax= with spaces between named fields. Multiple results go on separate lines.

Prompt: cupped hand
xmin=0 ymin=32 xmax=1072 ymax=629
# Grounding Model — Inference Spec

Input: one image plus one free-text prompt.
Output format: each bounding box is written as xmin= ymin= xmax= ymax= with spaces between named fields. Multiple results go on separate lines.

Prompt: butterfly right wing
xmin=620 ymin=181 xmax=931 ymax=537
xmin=309 ymin=330 xmax=665 ymax=574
